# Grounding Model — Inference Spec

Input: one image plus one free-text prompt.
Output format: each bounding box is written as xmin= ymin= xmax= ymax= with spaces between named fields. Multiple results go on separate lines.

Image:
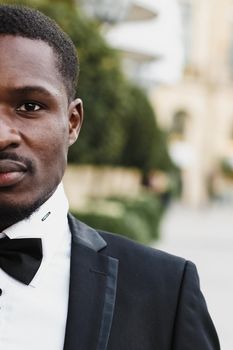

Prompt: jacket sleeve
xmin=172 ymin=261 xmax=221 ymax=350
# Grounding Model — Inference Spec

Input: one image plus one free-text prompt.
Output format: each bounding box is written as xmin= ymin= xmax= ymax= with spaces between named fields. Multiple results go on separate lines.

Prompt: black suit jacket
xmin=63 ymin=214 xmax=220 ymax=350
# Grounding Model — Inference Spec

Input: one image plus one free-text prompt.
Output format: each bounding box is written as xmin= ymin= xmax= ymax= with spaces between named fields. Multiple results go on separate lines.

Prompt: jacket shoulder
xmin=99 ymin=229 xmax=186 ymax=264
xmin=98 ymin=229 xmax=188 ymax=285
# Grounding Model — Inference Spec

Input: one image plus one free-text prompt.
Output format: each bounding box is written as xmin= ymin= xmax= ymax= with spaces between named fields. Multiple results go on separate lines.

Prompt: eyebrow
xmin=10 ymin=85 xmax=59 ymax=98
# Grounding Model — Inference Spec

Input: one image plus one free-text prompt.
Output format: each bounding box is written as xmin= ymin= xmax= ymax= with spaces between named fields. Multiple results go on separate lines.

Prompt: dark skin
xmin=0 ymin=35 xmax=83 ymax=232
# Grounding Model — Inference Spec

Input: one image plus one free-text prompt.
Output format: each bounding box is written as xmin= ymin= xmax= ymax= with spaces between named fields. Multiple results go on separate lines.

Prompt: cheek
xmin=26 ymin=121 xmax=69 ymax=167
xmin=44 ymin=128 xmax=68 ymax=161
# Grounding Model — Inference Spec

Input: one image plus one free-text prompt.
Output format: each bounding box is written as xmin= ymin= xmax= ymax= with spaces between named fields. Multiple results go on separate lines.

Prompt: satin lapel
xmin=63 ymin=215 xmax=118 ymax=350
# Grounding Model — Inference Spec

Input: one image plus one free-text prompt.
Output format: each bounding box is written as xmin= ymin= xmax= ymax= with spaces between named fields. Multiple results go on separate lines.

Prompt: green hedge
xmin=71 ymin=193 xmax=164 ymax=244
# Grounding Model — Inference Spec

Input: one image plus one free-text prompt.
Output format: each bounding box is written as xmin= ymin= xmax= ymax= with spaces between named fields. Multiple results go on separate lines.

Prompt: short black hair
xmin=0 ymin=4 xmax=79 ymax=101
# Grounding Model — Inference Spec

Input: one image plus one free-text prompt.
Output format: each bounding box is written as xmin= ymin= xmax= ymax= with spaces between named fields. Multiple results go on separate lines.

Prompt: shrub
xmin=74 ymin=211 xmax=151 ymax=244
xmin=108 ymin=193 xmax=163 ymax=240
xmin=71 ymin=193 xmax=163 ymax=243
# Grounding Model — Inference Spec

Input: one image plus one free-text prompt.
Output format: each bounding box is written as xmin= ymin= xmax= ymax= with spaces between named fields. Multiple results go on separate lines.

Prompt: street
xmin=153 ymin=202 xmax=233 ymax=350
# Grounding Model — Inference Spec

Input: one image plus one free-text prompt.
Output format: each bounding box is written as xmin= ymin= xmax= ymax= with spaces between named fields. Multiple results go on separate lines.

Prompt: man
xmin=0 ymin=4 xmax=220 ymax=350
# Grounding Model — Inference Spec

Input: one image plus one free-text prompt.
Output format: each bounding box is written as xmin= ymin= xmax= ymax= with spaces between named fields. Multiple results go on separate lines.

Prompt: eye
xmin=16 ymin=102 xmax=42 ymax=112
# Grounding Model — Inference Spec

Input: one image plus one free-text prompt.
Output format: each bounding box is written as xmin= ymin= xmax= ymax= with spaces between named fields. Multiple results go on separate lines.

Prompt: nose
xmin=0 ymin=118 xmax=21 ymax=151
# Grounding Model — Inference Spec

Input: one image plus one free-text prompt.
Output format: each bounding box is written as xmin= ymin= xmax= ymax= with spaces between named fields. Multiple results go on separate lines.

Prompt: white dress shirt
xmin=0 ymin=183 xmax=71 ymax=350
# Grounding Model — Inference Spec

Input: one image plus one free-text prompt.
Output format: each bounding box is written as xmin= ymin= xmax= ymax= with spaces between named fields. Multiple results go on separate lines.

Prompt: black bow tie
xmin=0 ymin=237 xmax=43 ymax=285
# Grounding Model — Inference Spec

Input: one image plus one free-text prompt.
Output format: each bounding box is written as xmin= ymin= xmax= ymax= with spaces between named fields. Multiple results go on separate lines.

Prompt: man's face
xmin=0 ymin=35 xmax=83 ymax=228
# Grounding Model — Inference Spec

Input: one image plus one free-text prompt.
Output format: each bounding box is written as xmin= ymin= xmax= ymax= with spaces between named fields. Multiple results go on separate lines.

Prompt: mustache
xmin=0 ymin=152 xmax=34 ymax=173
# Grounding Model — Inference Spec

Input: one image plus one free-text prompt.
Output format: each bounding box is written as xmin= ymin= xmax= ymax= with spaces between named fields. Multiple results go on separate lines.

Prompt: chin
xmin=0 ymin=187 xmax=55 ymax=230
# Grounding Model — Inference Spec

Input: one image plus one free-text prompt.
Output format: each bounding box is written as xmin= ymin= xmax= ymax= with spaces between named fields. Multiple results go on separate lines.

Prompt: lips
xmin=0 ymin=160 xmax=27 ymax=187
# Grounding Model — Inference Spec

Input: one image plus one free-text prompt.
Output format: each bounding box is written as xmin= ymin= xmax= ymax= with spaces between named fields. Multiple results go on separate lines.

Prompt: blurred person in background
xmin=0 ymin=4 xmax=220 ymax=350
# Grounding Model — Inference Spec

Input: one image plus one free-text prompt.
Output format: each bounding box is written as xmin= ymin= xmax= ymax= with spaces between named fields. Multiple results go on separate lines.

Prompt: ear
xmin=68 ymin=98 xmax=84 ymax=147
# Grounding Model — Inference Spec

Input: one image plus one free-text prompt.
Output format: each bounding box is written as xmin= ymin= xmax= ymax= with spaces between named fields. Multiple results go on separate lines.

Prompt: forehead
xmin=0 ymin=35 xmax=66 ymax=97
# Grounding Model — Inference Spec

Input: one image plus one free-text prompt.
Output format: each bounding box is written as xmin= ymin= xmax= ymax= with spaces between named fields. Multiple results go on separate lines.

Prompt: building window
xmin=171 ymin=110 xmax=188 ymax=137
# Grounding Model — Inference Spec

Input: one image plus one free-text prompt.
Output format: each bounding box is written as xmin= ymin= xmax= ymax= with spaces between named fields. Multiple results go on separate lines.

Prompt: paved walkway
xmin=153 ymin=202 xmax=233 ymax=350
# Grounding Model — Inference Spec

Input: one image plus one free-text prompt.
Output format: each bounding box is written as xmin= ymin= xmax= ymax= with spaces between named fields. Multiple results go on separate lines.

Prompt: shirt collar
xmin=3 ymin=183 xmax=70 ymax=287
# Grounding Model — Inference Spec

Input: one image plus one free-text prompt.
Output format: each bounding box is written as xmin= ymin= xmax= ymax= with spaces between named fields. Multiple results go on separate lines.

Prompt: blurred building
xmin=103 ymin=1 xmax=159 ymax=88
xmin=79 ymin=0 xmax=183 ymax=87
xmin=150 ymin=0 xmax=233 ymax=206
xmin=80 ymin=0 xmax=233 ymax=205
